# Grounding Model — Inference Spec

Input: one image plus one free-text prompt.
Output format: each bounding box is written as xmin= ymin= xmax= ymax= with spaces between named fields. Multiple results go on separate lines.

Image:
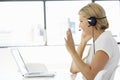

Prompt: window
xmin=46 ymin=1 xmax=91 ymax=45
xmin=0 ymin=0 xmax=120 ymax=46
xmin=0 ymin=1 xmax=44 ymax=46
xmin=96 ymin=1 xmax=120 ymax=38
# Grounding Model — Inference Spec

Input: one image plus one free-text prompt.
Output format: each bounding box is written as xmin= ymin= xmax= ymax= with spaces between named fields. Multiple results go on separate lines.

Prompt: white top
xmin=83 ymin=31 xmax=120 ymax=80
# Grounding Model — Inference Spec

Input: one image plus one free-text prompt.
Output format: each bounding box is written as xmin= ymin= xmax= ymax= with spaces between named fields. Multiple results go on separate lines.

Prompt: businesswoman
xmin=64 ymin=3 xmax=120 ymax=80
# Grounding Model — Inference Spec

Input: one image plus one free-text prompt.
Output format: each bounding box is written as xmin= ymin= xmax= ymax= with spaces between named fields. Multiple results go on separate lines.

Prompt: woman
xmin=64 ymin=3 xmax=120 ymax=80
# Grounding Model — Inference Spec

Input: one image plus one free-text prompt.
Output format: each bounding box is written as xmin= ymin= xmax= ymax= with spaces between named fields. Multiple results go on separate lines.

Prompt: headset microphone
xmin=79 ymin=29 xmax=81 ymax=31
xmin=79 ymin=25 xmax=91 ymax=31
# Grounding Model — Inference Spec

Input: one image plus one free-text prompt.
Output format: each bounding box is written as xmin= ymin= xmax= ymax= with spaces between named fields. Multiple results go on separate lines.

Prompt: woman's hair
xmin=79 ymin=3 xmax=109 ymax=30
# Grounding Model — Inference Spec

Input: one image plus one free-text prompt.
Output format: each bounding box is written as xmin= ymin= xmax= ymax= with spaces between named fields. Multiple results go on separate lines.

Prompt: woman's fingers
xmin=66 ymin=28 xmax=72 ymax=39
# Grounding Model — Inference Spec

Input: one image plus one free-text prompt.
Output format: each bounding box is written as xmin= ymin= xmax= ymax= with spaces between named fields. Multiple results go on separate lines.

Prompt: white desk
xmin=0 ymin=69 xmax=83 ymax=80
xmin=0 ymin=47 xmax=120 ymax=80
xmin=0 ymin=48 xmax=83 ymax=80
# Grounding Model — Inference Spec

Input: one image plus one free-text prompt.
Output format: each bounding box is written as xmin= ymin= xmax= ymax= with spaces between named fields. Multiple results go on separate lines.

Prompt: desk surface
xmin=1 ymin=47 xmax=120 ymax=80
xmin=0 ymin=70 xmax=83 ymax=80
xmin=0 ymin=48 xmax=83 ymax=80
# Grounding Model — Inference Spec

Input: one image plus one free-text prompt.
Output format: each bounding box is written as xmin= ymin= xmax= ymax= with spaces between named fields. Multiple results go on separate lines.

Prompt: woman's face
xmin=79 ymin=15 xmax=92 ymax=34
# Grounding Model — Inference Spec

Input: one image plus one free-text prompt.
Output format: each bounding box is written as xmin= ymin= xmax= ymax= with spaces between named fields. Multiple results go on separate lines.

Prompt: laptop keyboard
xmin=24 ymin=72 xmax=56 ymax=77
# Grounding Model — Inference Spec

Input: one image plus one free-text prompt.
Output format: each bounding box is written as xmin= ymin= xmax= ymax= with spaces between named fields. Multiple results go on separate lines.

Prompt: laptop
xmin=11 ymin=48 xmax=55 ymax=78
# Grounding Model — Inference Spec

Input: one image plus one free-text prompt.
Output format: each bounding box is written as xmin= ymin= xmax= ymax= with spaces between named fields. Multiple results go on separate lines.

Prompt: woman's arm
xmin=70 ymin=50 xmax=109 ymax=80
xmin=64 ymin=28 xmax=109 ymax=80
xmin=65 ymin=28 xmax=89 ymax=73
xmin=70 ymin=42 xmax=87 ymax=73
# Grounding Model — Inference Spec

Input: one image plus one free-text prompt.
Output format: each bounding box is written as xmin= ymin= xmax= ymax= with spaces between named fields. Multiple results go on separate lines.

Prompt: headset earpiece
xmin=88 ymin=17 xmax=97 ymax=26
xmin=88 ymin=16 xmax=106 ymax=27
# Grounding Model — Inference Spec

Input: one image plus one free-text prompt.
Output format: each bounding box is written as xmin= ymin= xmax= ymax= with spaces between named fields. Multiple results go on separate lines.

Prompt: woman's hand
xmin=64 ymin=28 xmax=76 ymax=54
xmin=80 ymin=30 xmax=92 ymax=44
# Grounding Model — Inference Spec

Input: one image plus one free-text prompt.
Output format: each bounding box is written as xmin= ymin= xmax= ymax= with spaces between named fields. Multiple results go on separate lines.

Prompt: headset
xmin=88 ymin=16 xmax=106 ymax=26
xmin=87 ymin=16 xmax=106 ymax=54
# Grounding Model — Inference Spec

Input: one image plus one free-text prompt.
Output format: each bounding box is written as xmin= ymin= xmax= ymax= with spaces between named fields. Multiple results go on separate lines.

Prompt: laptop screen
xmin=11 ymin=48 xmax=29 ymax=74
